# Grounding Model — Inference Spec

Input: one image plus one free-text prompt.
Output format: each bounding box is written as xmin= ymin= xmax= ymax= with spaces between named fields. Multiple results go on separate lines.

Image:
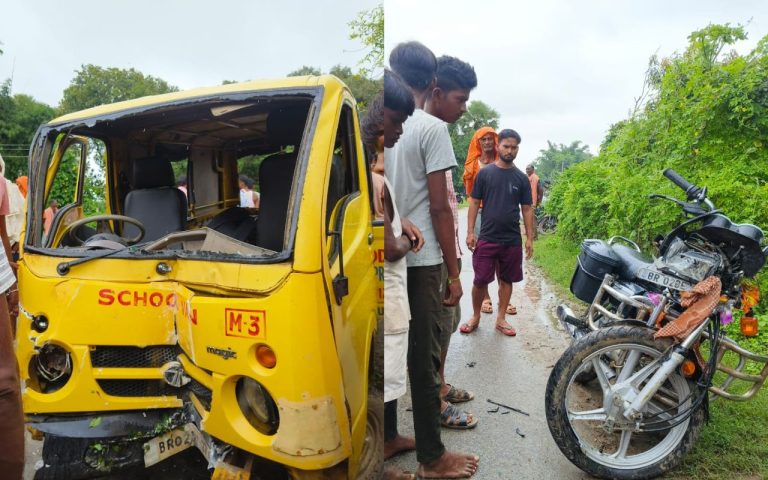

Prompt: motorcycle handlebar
xmin=663 ymin=168 xmax=700 ymax=199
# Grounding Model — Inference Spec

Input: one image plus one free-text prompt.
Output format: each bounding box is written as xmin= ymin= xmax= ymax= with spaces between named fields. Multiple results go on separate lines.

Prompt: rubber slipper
xmin=495 ymin=324 xmax=517 ymax=336
xmin=440 ymin=403 xmax=478 ymax=429
xmin=444 ymin=384 xmax=475 ymax=403
xmin=506 ymin=304 xmax=517 ymax=315
xmin=459 ymin=321 xmax=479 ymax=334
xmin=481 ymin=299 xmax=493 ymax=314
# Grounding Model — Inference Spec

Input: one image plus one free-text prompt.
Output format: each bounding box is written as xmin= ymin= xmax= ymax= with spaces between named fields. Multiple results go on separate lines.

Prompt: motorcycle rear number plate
xmin=637 ymin=268 xmax=692 ymax=291
xmin=144 ymin=423 xmax=203 ymax=467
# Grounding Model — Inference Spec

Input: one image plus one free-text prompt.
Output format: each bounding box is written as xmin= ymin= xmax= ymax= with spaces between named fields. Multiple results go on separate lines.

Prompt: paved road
xmin=386 ymin=207 xmax=592 ymax=479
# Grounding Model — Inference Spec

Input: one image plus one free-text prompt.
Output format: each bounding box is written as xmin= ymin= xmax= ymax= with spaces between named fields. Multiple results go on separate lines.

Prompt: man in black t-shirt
xmin=460 ymin=129 xmax=535 ymax=336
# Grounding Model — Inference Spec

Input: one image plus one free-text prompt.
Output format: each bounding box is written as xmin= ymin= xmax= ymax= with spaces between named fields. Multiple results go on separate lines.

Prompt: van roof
xmin=48 ymin=75 xmax=345 ymax=126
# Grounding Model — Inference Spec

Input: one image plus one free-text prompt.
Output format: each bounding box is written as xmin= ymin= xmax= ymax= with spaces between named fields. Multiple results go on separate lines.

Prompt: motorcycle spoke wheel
xmin=566 ymin=343 xmax=690 ymax=469
xmin=546 ymin=326 xmax=705 ymax=479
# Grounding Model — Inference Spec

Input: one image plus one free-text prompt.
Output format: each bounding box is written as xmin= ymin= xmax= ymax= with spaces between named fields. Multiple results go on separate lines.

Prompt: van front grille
xmin=188 ymin=379 xmax=213 ymax=411
xmin=97 ymin=379 xmax=180 ymax=398
xmin=90 ymin=346 xmax=181 ymax=368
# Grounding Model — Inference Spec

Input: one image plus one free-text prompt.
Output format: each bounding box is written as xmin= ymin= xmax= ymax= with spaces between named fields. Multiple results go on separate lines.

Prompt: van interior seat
xmin=249 ymin=103 xmax=309 ymax=252
xmin=255 ymin=154 xmax=297 ymax=251
xmin=124 ymin=156 xmax=188 ymax=242
xmin=207 ymin=207 xmax=258 ymax=243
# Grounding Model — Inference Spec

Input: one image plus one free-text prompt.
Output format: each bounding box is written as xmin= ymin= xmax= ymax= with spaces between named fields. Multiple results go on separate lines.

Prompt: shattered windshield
xmin=29 ymin=92 xmax=317 ymax=263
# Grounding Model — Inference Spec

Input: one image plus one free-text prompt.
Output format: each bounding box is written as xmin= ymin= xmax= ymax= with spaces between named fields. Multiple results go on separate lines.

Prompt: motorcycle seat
xmin=612 ymin=244 xmax=653 ymax=281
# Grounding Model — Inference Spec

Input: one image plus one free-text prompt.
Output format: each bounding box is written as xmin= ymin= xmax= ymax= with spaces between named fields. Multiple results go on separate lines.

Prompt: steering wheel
xmin=61 ymin=215 xmax=145 ymax=246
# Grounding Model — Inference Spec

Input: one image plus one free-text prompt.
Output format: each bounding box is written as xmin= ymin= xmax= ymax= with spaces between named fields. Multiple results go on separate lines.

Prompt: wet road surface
xmin=385 ymin=207 xmax=592 ymax=479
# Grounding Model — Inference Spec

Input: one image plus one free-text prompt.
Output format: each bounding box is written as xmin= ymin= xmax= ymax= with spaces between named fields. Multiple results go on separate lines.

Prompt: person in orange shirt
xmin=14 ymin=177 xmax=27 ymax=199
xmin=525 ymin=164 xmax=543 ymax=208
xmin=461 ymin=127 xmax=518 ymax=318
xmin=526 ymin=164 xmax=544 ymax=240
xmin=43 ymin=199 xmax=58 ymax=235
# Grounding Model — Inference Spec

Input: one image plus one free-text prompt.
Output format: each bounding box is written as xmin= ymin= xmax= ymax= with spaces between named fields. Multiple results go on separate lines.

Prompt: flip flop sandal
xmin=444 ymin=384 xmax=475 ymax=403
xmin=506 ymin=304 xmax=518 ymax=315
xmin=496 ymin=324 xmax=517 ymax=336
xmin=440 ymin=403 xmax=478 ymax=429
xmin=481 ymin=300 xmax=493 ymax=314
xmin=459 ymin=321 xmax=479 ymax=334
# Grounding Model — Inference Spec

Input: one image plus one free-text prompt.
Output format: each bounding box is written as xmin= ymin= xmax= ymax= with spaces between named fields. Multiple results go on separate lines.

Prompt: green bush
xmin=547 ymin=24 xmax=768 ymax=310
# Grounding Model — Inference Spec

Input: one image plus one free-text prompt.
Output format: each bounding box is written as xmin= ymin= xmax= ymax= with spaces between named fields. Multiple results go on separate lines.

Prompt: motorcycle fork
xmin=610 ymin=295 xmax=671 ymax=385
xmin=615 ymin=320 xmax=710 ymax=422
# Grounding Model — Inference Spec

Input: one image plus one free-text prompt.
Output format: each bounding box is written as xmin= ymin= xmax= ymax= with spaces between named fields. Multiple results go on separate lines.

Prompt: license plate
xmin=143 ymin=423 xmax=203 ymax=467
xmin=637 ymin=267 xmax=693 ymax=291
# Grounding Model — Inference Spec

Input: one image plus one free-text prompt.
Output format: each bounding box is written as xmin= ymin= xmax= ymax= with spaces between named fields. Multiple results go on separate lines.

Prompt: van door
xmin=324 ymin=101 xmax=378 ymax=467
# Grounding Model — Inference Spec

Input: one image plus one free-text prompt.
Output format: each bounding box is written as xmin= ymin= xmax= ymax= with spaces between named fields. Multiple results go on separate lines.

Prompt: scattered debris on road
xmin=516 ymin=428 xmax=525 ymax=438
xmin=486 ymin=398 xmax=530 ymax=416
xmin=466 ymin=361 xmax=477 ymax=368
xmin=487 ymin=406 xmax=500 ymax=413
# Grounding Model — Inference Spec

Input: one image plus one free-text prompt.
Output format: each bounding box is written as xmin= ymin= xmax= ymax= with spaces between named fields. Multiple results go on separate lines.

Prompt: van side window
xmin=325 ymin=104 xmax=360 ymax=231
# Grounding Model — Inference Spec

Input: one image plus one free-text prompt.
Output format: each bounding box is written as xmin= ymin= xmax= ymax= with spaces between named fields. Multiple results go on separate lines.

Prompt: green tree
xmin=329 ymin=65 xmax=380 ymax=111
xmin=0 ymin=80 xmax=56 ymax=178
xmin=533 ymin=140 xmax=593 ymax=183
xmin=348 ymin=4 xmax=383 ymax=76
xmin=287 ymin=64 xmax=381 ymax=112
xmin=287 ymin=66 xmax=322 ymax=77
xmin=547 ymin=23 xmax=768 ymax=301
xmin=447 ymin=100 xmax=500 ymax=193
xmin=58 ymin=65 xmax=178 ymax=115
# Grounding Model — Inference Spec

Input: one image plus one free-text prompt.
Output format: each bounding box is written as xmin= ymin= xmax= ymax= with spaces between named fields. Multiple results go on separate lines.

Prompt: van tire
xmin=35 ymin=435 xmax=101 ymax=480
xmin=35 ymin=434 xmax=144 ymax=480
xmin=355 ymin=393 xmax=384 ymax=479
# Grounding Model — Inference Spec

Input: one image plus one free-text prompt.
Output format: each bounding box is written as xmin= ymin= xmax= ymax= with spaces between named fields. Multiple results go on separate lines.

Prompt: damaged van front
xmin=17 ymin=76 xmax=383 ymax=479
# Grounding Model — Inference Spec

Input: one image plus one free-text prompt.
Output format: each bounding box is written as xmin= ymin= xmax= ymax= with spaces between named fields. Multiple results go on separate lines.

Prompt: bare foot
xmin=384 ymin=466 xmax=416 ymax=480
xmin=418 ymin=451 xmax=479 ymax=478
xmin=459 ymin=314 xmax=480 ymax=334
xmin=384 ymin=434 xmax=416 ymax=459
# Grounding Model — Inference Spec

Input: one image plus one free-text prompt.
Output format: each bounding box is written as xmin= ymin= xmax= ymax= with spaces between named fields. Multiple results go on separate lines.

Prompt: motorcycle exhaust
xmin=557 ymin=304 xmax=589 ymax=338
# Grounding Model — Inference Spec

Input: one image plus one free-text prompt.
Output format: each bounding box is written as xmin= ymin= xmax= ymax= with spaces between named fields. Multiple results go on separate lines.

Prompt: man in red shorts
xmin=462 ymin=129 xmax=534 ymax=336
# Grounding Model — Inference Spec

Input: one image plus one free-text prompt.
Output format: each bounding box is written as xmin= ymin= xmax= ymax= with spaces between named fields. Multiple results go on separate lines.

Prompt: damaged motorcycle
xmin=546 ymin=169 xmax=768 ymax=479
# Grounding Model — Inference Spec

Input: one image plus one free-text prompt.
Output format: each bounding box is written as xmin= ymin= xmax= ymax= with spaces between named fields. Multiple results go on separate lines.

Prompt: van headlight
xmin=236 ymin=377 xmax=279 ymax=435
xmin=32 ymin=343 xmax=73 ymax=393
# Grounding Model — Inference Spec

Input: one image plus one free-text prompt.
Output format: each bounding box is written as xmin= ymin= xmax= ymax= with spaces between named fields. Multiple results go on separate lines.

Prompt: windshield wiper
xmin=56 ymin=245 xmax=146 ymax=275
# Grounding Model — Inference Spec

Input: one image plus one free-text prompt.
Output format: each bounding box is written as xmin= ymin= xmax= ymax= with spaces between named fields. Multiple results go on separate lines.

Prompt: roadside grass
xmin=532 ymin=233 xmax=768 ymax=479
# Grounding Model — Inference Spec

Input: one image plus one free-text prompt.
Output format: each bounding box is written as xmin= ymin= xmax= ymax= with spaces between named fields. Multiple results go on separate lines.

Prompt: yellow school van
xmin=17 ymin=76 xmax=384 ymax=479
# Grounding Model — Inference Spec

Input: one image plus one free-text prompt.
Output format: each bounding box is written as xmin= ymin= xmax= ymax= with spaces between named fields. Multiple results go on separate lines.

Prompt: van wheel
xmin=35 ymin=434 xmax=143 ymax=480
xmin=355 ymin=393 xmax=384 ymax=479
xmin=35 ymin=435 xmax=101 ymax=480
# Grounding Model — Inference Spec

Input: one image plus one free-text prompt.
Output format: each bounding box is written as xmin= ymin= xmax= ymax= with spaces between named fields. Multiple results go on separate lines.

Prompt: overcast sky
xmin=386 ymin=0 xmax=767 ymax=168
xmin=0 ymin=0 xmax=379 ymax=107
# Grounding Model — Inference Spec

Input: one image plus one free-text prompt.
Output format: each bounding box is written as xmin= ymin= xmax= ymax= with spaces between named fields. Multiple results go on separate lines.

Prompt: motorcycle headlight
xmin=236 ymin=377 xmax=279 ymax=435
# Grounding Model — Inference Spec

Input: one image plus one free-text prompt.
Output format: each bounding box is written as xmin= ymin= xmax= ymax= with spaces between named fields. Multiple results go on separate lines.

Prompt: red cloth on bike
xmin=655 ymin=276 xmax=721 ymax=342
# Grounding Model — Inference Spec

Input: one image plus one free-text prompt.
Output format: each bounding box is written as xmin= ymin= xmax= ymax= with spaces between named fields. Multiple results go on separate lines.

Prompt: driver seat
xmin=124 ymin=156 xmax=187 ymax=242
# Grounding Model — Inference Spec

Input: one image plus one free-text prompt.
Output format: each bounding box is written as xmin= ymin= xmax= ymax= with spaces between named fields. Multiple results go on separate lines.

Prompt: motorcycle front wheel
xmin=545 ymin=325 xmax=705 ymax=480
xmin=537 ymin=215 xmax=556 ymax=234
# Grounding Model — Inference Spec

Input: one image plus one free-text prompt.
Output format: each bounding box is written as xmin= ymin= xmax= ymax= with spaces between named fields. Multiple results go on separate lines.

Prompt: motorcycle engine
xmin=656 ymin=237 xmax=723 ymax=284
